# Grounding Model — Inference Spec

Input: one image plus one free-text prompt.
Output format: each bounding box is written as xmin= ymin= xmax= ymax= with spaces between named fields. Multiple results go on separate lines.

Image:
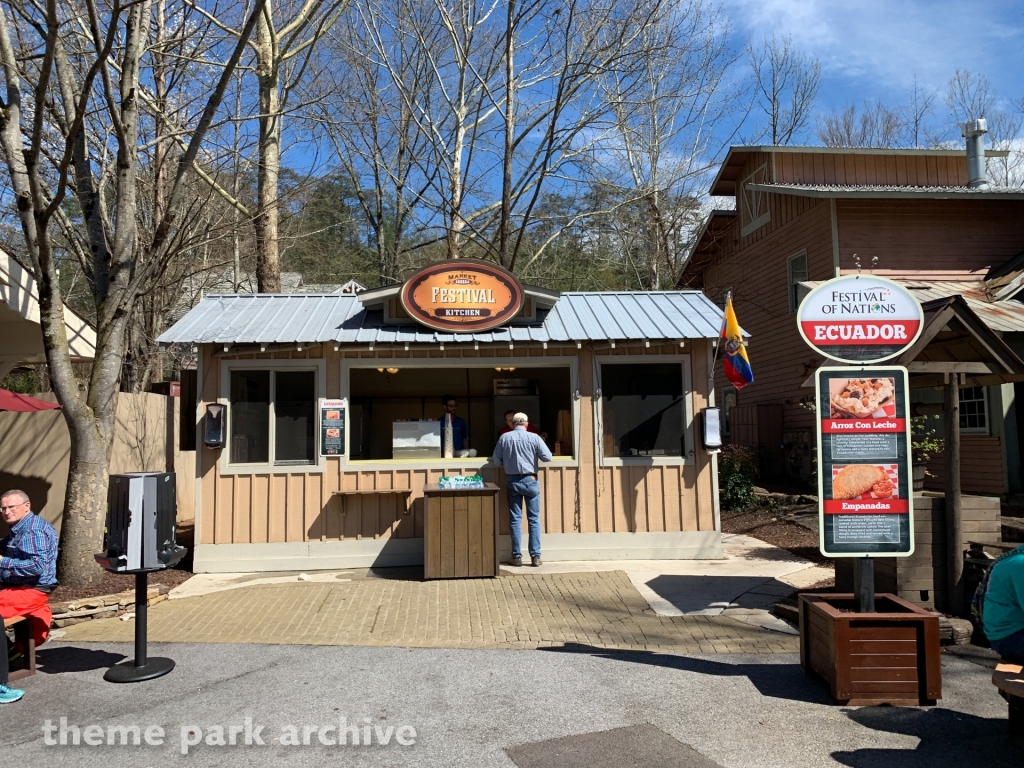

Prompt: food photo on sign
xmin=831 ymin=463 xmax=898 ymax=501
xmin=829 ymin=377 xmax=896 ymax=419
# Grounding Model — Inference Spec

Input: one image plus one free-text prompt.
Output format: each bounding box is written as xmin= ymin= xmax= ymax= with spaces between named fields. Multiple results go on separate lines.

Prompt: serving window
xmin=597 ymin=356 xmax=693 ymax=464
xmin=345 ymin=364 xmax=575 ymax=463
xmin=220 ymin=360 xmax=325 ymax=472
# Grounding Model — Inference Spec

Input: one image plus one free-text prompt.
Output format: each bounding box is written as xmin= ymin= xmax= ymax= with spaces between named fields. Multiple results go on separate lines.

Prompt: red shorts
xmin=0 ymin=585 xmax=52 ymax=648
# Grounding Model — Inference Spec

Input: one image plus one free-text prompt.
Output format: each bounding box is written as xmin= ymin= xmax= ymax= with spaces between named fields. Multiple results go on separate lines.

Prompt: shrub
xmin=718 ymin=445 xmax=761 ymax=510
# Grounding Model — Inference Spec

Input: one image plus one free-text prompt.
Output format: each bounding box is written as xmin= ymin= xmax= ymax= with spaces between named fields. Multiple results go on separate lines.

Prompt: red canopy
xmin=0 ymin=388 xmax=62 ymax=412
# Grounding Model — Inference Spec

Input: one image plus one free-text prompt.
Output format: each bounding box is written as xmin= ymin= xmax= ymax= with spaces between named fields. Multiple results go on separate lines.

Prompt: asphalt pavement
xmin=2 ymin=642 xmax=1019 ymax=767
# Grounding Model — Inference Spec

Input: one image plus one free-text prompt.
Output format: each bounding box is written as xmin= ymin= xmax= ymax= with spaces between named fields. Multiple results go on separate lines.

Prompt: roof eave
xmin=745 ymin=183 xmax=1024 ymax=200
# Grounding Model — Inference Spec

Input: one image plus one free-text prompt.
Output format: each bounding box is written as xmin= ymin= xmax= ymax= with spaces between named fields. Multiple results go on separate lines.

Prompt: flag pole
xmin=710 ymin=291 xmax=730 ymax=392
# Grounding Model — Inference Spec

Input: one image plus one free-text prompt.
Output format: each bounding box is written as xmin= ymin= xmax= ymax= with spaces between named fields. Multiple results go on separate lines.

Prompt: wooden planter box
xmin=799 ymin=593 xmax=942 ymax=706
xmin=422 ymin=484 xmax=500 ymax=580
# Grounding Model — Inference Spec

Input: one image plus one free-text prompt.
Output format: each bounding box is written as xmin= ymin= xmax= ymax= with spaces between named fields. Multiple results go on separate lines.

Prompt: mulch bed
xmin=48 ymin=521 xmax=195 ymax=603
xmin=721 ymin=507 xmax=834 ymax=568
xmin=49 ymin=568 xmax=192 ymax=603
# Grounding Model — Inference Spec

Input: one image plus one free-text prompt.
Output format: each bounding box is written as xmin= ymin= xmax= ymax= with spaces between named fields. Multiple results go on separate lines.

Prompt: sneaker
xmin=531 ymin=556 xmax=542 ymax=567
xmin=0 ymin=685 xmax=25 ymax=704
xmin=507 ymin=556 xmax=522 ymax=567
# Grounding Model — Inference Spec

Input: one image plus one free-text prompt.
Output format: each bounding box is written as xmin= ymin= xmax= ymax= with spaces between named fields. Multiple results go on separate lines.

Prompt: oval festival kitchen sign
xmin=798 ymin=275 xmax=925 ymax=558
xmin=401 ymin=259 xmax=525 ymax=333
xmin=797 ymin=274 xmax=923 ymax=363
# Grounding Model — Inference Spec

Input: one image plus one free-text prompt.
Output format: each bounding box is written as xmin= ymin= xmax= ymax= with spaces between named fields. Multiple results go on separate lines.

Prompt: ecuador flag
xmin=721 ymin=296 xmax=753 ymax=389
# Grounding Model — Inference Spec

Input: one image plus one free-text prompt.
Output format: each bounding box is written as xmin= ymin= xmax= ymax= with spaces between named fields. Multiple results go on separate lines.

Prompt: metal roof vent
xmin=962 ymin=118 xmax=989 ymax=189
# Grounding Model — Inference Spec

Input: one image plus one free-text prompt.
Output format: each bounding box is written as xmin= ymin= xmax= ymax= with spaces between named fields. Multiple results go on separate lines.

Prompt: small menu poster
xmin=319 ymin=398 xmax=346 ymax=456
xmin=815 ymin=366 xmax=914 ymax=557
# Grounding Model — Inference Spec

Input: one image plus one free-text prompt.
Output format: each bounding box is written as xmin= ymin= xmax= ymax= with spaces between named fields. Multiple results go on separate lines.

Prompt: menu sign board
xmin=401 ymin=259 xmax=524 ymax=333
xmin=319 ymin=398 xmax=346 ymax=457
xmin=797 ymin=275 xmax=924 ymax=364
xmin=815 ymin=367 xmax=914 ymax=557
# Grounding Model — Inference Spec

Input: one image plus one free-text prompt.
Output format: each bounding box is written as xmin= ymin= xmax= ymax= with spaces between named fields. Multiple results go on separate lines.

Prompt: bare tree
xmin=945 ymin=69 xmax=995 ymax=123
xmin=186 ymin=0 xmax=347 ymax=292
xmin=944 ymin=70 xmax=1023 ymax=186
xmin=582 ymin=0 xmax=736 ymax=288
xmin=747 ymin=33 xmax=820 ymax=145
xmin=311 ymin=0 xmax=439 ymax=284
xmin=0 ymin=0 xmax=263 ymax=585
xmin=901 ymin=74 xmax=936 ymax=149
xmin=816 ymin=101 xmax=905 ymax=148
xmin=333 ymin=0 xmax=680 ymax=272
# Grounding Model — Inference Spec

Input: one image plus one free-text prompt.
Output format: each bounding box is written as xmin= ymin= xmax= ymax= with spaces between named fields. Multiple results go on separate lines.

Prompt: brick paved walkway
xmin=58 ymin=570 xmax=798 ymax=653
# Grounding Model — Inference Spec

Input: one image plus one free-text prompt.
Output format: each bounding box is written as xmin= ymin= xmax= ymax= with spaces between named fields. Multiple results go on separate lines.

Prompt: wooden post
xmin=944 ymin=373 xmax=963 ymax=615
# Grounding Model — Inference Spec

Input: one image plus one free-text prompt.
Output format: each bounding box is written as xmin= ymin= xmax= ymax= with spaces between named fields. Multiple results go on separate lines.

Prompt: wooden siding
xmin=701 ymin=194 xmax=835 ymax=434
xmin=837 ymin=199 xmax=1024 ymax=280
xmin=923 ymin=435 xmax=1006 ymax=495
xmin=689 ymin=153 xmax=1024 ymax=455
xmin=775 ymin=152 xmax=967 ymax=188
xmin=196 ymin=342 xmax=716 ymax=546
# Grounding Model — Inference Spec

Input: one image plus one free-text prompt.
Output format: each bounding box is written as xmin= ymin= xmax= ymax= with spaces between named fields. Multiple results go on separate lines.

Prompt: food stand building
xmin=160 ymin=269 xmax=727 ymax=573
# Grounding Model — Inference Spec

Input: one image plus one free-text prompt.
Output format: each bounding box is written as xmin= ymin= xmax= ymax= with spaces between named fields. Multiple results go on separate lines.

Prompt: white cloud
xmin=721 ymin=0 xmax=1024 ymax=105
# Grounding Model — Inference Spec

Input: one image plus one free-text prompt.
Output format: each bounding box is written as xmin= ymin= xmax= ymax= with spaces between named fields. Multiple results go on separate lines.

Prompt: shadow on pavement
xmin=364 ymin=565 xmax=424 ymax=581
xmin=36 ymin=645 xmax=126 ymax=674
xmin=832 ymin=706 xmax=1021 ymax=767
xmin=540 ymin=643 xmax=832 ymax=704
xmin=642 ymin=573 xmax=795 ymax=615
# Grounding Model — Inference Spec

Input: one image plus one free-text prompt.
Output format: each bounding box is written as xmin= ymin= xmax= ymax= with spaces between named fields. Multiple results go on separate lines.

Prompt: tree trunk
xmin=498 ymin=0 xmax=515 ymax=269
xmin=57 ymin=429 xmax=110 ymax=584
xmin=255 ymin=3 xmax=282 ymax=292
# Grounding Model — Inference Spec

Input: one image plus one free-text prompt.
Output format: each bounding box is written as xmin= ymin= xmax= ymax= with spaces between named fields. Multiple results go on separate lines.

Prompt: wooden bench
xmin=331 ymin=489 xmax=413 ymax=516
xmin=993 ymin=660 xmax=1024 ymax=750
xmin=5 ymin=615 xmax=36 ymax=681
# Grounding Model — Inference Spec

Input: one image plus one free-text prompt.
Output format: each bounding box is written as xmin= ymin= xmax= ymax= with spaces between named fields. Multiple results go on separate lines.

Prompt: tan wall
xmin=0 ymin=392 xmax=195 ymax=534
xmin=196 ymin=341 xmax=717 ymax=547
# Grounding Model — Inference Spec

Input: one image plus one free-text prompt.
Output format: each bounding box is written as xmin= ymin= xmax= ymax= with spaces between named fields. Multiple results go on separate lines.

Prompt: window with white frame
xmin=599 ymin=361 xmax=687 ymax=458
xmin=228 ymin=369 xmax=317 ymax=465
xmin=787 ymin=250 xmax=809 ymax=314
xmin=959 ymin=386 xmax=988 ymax=433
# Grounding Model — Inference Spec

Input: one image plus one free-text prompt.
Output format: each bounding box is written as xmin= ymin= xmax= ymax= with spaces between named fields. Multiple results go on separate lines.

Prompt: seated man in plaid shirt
xmin=1 ymin=489 xmax=59 ymax=704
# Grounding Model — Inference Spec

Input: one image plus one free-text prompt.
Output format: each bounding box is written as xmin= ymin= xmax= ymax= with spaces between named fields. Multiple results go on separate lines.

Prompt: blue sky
xmin=721 ymin=0 xmax=1024 ymax=130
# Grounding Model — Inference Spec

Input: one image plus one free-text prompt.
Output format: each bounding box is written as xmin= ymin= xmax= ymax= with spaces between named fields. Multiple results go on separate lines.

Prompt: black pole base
xmin=104 ymin=656 xmax=175 ymax=683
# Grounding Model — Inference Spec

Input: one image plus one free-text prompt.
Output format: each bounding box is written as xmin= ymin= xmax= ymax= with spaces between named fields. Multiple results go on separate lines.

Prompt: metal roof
xmin=803 ymin=279 xmax=1024 ymax=334
xmin=157 ymin=291 xmax=727 ymax=345
xmin=745 ymin=182 xmax=1024 ymax=200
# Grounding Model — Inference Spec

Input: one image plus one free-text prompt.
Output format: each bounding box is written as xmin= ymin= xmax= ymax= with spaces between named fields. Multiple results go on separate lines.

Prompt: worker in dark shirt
xmin=438 ymin=395 xmax=469 ymax=456
xmin=1 ymin=489 xmax=59 ymax=704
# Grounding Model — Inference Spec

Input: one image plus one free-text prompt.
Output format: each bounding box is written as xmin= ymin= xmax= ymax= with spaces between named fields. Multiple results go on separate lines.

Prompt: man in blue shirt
xmin=1 ymin=489 xmax=59 ymax=704
xmin=492 ymin=412 xmax=552 ymax=567
xmin=438 ymin=394 xmax=469 ymax=456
